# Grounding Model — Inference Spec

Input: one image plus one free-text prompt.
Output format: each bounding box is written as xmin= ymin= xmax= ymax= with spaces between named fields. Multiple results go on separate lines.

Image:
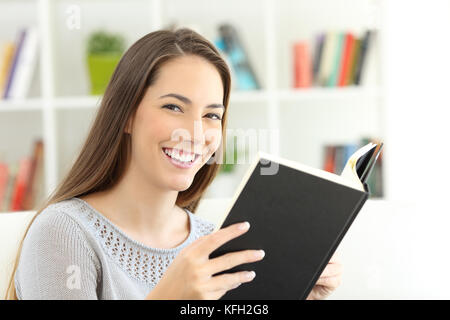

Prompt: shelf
xmin=229 ymin=90 xmax=269 ymax=103
xmin=0 ymin=98 xmax=43 ymax=111
xmin=277 ymin=86 xmax=382 ymax=101
xmin=53 ymin=92 xmax=270 ymax=109
xmin=54 ymin=96 xmax=102 ymax=109
xmin=0 ymin=88 xmax=382 ymax=112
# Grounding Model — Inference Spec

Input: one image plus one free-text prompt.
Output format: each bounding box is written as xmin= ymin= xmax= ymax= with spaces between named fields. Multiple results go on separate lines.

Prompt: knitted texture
xmin=15 ymin=197 xmax=216 ymax=299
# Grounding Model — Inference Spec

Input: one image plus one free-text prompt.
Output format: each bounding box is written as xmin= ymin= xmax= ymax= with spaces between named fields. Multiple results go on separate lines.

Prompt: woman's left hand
xmin=306 ymin=253 xmax=343 ymax=300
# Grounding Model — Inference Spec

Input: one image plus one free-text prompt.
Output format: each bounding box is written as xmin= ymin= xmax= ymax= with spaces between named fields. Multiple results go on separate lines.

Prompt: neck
xmin=89 ymin=160 xmax=185 ymax=241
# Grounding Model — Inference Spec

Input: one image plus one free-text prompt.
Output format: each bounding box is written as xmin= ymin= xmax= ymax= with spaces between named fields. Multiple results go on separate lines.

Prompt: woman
xmin=6 ymin=28 xmax=341 ymax=300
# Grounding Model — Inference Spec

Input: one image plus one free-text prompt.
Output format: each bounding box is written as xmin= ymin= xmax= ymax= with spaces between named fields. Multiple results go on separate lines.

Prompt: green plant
xmin=86 ymin=30 xmax=125 ymax=95
xmin=220 ymin=136 xmax=246 ymax=174
xmin=87 ymin=31 xmax=125 ymax=55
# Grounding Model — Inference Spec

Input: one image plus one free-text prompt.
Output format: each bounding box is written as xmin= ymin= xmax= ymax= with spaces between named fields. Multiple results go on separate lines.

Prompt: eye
xmin=205 ymin=113 xmax=222 ymax=121
xmin=162 ymin=104 xmax=183 ymax=112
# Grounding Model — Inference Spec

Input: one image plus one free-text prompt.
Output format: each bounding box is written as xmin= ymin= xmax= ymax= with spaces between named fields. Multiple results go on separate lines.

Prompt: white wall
xmin=329 ymin=0 xmax=450 ymax=299
xmin=383 ymin=0 xmax=450 ymax=202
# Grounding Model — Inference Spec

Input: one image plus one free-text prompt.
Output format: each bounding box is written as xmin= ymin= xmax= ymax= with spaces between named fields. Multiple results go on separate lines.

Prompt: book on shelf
xmin=294 ymin=29 xmax=375 ymax=89
xmin=327 ymin=32 xmax=345 ymax=87
xmin=322 ymin=137 xmax=383 ymax=198
xmin=316 ymin=31 xmax=337 ymax=87
xmin=338 ymin=33 xmax=355 ymax=87
xmin=312 ymin=33 xmax=325 ymax=85
xmin=216 ymin=24 xmax=261 ymax=91
xmin=166 ymin=22 xmax=259 ymax=91
xmin=353 ymin=30 xmax=373 ymax=85
xmin=0 ymin=42 xmax=16 ymax=98
xmin=0 ymin=139 xmax=44 ymax=213
xmin=210 ymin=142 xmax=383 ymax=299
xmin=293 ymin=41 xmax=312 ymax=88
xmin=0 ymin=26 xmax=39 ymax=100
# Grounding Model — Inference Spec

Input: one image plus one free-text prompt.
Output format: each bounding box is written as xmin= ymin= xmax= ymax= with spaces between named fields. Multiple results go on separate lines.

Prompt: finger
xmin=320 ymin=261 xmax=343 ymax=278
xmin=207 ymin=270 xmax=256 ymax=292
xmin=196 ymin=221 xmax=251 ymax=255
xmin=207 ymin=249 xmax=265 ymax=275
xmin=315 ymin=274 xmax=342 ymax=290
xmin=208 ymin=289 xmax=228 ymax=300
xmin=328 ymin=251 xmax=342 ymax=264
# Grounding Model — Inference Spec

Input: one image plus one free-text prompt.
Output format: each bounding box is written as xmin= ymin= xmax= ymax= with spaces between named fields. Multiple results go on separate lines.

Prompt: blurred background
xmin=0 ymin=0 xmax=449 ymax=299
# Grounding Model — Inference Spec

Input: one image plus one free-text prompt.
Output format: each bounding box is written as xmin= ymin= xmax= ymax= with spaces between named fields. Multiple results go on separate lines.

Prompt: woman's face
xmin=127 ymin=55 xmax=225 ymax=191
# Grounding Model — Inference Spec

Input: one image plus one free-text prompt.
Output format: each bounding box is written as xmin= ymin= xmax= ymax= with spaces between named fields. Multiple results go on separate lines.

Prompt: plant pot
xmin=87 ymin=53 xmax=121 ymax=95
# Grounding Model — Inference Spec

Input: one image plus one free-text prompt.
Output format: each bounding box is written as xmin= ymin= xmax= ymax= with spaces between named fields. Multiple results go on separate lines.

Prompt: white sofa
xmin=2 ymin=198 xmax=449 ymax=299
xmin=0 ymin=211 xmax=37 ymax=299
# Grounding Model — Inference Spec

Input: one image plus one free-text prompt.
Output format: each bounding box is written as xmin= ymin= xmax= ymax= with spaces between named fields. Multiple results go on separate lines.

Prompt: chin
xmin=168 ymin=176 xmax=195 ymax=192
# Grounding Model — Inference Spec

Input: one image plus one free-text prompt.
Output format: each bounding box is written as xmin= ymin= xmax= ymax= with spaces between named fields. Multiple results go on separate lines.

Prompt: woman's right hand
xmin=145 ymin=221 xmax=265 ymax=300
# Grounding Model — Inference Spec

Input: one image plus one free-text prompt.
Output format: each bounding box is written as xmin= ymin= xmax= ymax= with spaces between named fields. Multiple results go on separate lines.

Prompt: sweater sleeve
xmin=15 ymin=209 xmax=101 ymax=300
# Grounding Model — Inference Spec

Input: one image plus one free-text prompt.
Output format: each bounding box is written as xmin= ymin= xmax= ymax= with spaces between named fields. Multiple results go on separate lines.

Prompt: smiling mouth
xmin=162 ymin=147 xmax=201 ymax=167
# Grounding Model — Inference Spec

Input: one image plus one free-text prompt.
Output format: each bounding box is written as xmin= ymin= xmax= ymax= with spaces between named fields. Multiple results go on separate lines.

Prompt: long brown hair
xmin=5 ymin=28 xmax=231 ymax=299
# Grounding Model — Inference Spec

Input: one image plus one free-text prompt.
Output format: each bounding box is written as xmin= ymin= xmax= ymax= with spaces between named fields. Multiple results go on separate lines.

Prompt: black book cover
xmin=209 ymin=156 xmax=370 ymax=300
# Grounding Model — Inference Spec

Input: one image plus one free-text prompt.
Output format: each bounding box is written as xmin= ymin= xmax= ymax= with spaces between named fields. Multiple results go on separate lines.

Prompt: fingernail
xmin=255 ymin=250 xmax=265 ymax=259
xmin=246 ymin=271 xmax=256 ymax=280
xmin=238 ymin=221 xmax=250 ymax=230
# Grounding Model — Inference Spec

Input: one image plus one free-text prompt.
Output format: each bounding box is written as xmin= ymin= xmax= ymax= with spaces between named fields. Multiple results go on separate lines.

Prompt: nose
xmin=170 ymin=117 xmax=205 ymax=154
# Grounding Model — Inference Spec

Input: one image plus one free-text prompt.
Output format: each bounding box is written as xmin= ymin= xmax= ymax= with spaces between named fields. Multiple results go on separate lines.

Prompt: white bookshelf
xmin=0 ymin=86 xmax=382 ymax=110
xmin=0 ymin=0 xmax=386 ymax=209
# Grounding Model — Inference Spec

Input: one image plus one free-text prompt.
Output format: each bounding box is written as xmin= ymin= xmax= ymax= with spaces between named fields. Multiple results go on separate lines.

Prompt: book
xmin=354 ymin=30 xmax=372 ymax=85
xmin=0 ymin=162 xmax=8 ymax=210
xmin=209 ymin=142 xmax=383 ymax=299
xmin=214 ymin=37 xmax=237 ymax=91
xmin=317 ymin=32 xmax=337 ymax=86
xmin=22 ymin=139 xmax=44 ymax=210
xmin=322 ymin=145 xmax=336 ymax=173
xmin=293 ymin=41 xmax=312 ymax=88
xmin=0 ymin=140 xmax=45 ymax=212
xmin=0 ymin=42 xmax=16 ymax=98
xmin=323 ymin=139 xmax=383 ymax=198
xmin=338 ymin=33 xmax=355 ymax=87
xmin=312 ymin=33 xmax=325 ymax=85
xmin=10 ymin=157 xmax=32 ymax=211
xmin=2 ymin=163 xmax=17 ymax=212
xmin=218 ymin=24 xmax=260 ymax=90
xmin=3 ymin=29 xmax=27 ymax=99
xmin=7 ymin=27 xmax=39 ymax=99
xmin=327 ymin=32 xmax=345 ymax=87
xmin=348 ymin=38 xmax=361 ymax=85
xmin=360 ymin=137 xmax=383 ymax=198
xmin=293 ymin=29 xmax=374 ymax=88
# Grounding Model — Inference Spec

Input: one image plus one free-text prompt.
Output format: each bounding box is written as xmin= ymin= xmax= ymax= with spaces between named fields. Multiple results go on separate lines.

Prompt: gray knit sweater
xmin=15 ymin=197 xmax=216 ymax=300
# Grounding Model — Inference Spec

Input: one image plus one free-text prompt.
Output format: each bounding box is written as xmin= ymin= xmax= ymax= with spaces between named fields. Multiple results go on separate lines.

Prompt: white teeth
xmin=163 ymin=148 xmax=195 ymax=163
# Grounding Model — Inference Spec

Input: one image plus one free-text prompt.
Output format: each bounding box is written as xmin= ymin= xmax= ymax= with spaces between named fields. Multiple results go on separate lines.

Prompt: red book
xmin=10 ymin=158 xmax=32 ymax=211
xmin=23 ymin=140 xmax=44 ymax=210
xmin=323 ymin=146 xmax=336 ymax=173
xmin=294 ymin=41 xmax=312 ymax=88
xmin=338 ymin=33 xmax=355 ymax=87
xmin=0 ymin=163 xmax=9 ymax=210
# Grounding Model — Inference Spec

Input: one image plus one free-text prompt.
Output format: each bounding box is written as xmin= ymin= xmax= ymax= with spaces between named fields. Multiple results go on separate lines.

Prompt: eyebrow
xmin=159 ymin=93 xmax=225 ymax=110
